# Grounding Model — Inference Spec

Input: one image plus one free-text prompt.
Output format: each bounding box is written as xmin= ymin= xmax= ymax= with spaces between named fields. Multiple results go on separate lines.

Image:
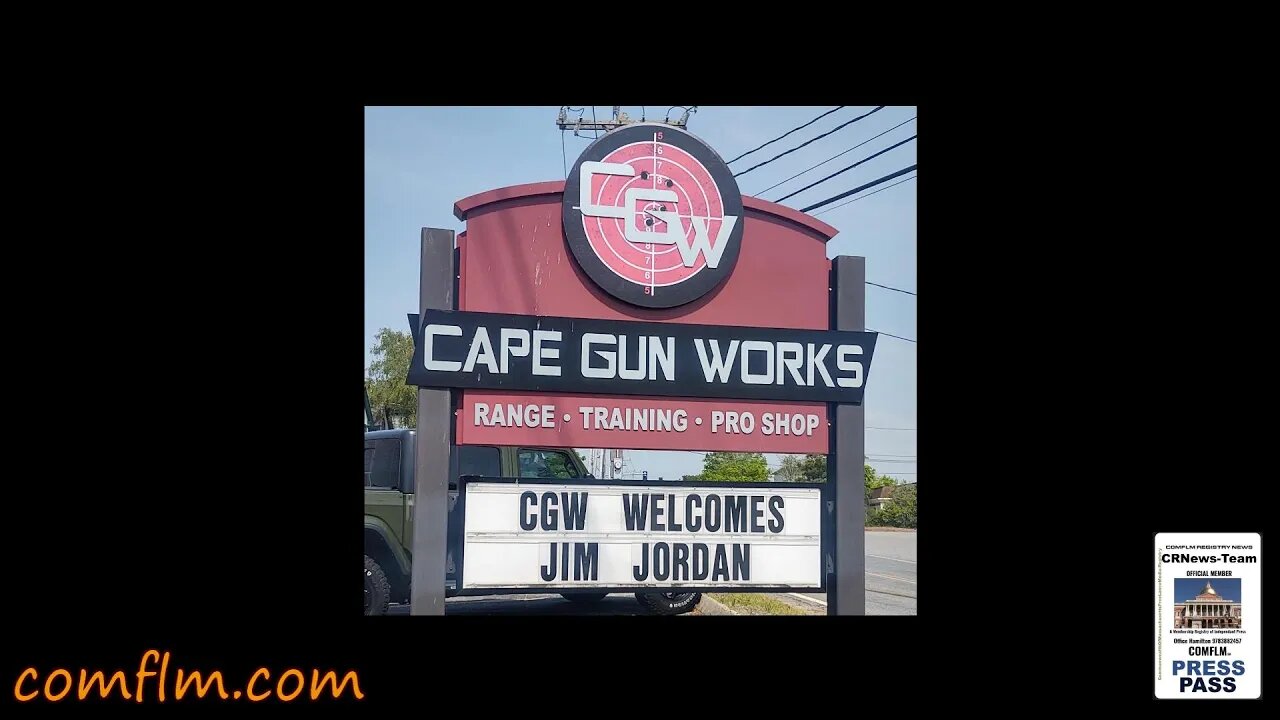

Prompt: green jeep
xmin=363 ymin=428 xmax=703 ymax=616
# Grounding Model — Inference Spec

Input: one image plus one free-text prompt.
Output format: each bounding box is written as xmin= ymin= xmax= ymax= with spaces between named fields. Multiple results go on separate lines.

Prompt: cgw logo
xmin=563 ymin=123 xmax=745 ymax=310
xmin=577 ymin=161 xmax=739 ymax=270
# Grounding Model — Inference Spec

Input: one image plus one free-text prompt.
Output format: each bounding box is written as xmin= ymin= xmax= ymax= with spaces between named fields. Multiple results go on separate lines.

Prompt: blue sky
xmin=1175 ymin=578 xmax=1241 ymax=603
xmin=365 ymin=106 xmax=916 ymax=482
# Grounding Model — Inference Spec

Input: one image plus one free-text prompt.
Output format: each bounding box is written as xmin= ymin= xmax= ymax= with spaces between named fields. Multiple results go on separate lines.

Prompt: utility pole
xmin=557 ymin=106 xmax=696 ymax=134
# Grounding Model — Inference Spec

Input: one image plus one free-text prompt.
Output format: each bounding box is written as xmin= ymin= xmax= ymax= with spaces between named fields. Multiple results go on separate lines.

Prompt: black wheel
xmin=364 ymin=555 xmax=390 ymax=616
xmin=635 ymin=592 xmax=702 ymax=615
xmin=561 ymin=592 xmax=608 ymax=603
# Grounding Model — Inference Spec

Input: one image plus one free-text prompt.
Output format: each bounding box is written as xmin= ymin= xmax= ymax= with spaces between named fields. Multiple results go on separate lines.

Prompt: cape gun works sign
xmin=407 ymin=309 xmax=879 ymax=404
xmin=403 ymin=118 xmax=882 ymax=611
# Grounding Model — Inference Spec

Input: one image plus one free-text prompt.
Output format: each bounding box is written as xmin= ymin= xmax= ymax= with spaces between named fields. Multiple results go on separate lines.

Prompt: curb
xmin=778 ymin=593 xmax=828 ymax=612
xmin=696 ymin=594 xmax=737 ymax=616
xmin=866 ymin=527 xmax=916 ymax=533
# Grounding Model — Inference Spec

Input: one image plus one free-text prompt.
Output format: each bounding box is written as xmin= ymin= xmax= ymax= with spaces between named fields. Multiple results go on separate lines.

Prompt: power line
xmin=756 ymin=115 xmax=916 ymax=196
xmin=560 ymin=131 xmax=568 ymax=178
xmin=734 ymin=107 xmax=885 ymax=179
xmin=664 ymin=106 xmax=696 ymax=125
xmin=869 ymin=328 xmax=916 ymax=343
xmin=868 ymin=426 xmax=916 ymax=431
xmin=867 ymin=281 xmax=916 ymax=296
xmin=799 ymin=164 xmax=917 ymax=213
xmin=812 ymin=174 xmax=916 ymax=216
xmin=780 ymin=138 xmax=915 ymax=204
xmin=725 ymin=106 xmax=846 ymax=164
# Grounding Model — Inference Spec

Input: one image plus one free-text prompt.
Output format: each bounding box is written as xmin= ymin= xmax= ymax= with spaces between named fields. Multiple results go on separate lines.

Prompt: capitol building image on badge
xmin=1174 ymin=581 xmax=1242 ymax=629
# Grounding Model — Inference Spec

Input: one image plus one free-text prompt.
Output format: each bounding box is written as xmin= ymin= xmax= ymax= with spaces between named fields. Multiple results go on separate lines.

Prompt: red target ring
xmin=564 ymin=124 xmax=744 ymax=309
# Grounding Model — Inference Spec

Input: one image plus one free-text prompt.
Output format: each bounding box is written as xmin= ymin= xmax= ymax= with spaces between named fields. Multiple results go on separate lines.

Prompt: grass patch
xmin=708 ymin=593 xmax=806 ymax=615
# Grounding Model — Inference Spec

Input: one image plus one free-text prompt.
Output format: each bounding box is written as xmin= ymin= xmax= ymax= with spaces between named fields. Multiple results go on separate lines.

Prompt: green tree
xmin=776 ymin=454 xmax=826 ymax=482
xmin=869 ymin=483 xmax=916 ymax=528
xmin=799 ymin=454 xmax=827 ymax=482
xmin=367 ymin=328 xmax=417 ymax=428
xmin=540 ymin=452 xmax=589 ymax=478
xmin=775 ymin=455 xmax=806 ymax=482
xmin=544 ymin=453 xmax=577 ymax=478
xmin=701 ymin=452 xmax=770 ymax=482
xmin=779 ymin=455 xmax=894 ymax=501
xmin=865 ymin=465 xmax=895 ymax=501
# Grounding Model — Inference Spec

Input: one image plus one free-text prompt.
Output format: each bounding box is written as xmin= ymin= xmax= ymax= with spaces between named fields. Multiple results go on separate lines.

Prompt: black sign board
xmin=406 ymin=309 xmax=878 ymax=404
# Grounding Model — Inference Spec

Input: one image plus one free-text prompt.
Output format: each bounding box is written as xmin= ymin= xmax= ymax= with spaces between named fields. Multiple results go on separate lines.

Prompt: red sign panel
xmin=453 ymin=182 xmax=836 ymax=331
xmin=457 ymin=391 xmax=827 ymax=454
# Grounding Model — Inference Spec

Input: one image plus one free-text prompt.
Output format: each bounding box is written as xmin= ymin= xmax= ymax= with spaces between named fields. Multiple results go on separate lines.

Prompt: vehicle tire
xmin=561 ymin=592 xmax=609 ymax=603
xmin=635 ymin=592 xmax=702 ymax=615
xmin=364 ymin=555 xmax=391 ymax=616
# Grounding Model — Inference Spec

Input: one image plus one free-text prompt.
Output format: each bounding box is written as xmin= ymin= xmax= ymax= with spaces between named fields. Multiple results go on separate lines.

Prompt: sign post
xmin=828 ymin=255 xmax=866 ymax=616
xmin=409 ymin=228 xmax=455 ymax=616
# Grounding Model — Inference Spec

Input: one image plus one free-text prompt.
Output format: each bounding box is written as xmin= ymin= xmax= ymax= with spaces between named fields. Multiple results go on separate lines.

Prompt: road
xmin=386 ymin=531 xmax=916 ymax=616
xmin=787 ymin=530 xmax=917 ymax=615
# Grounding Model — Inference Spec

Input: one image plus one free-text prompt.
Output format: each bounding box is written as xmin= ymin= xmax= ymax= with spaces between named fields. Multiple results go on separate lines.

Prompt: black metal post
xmin=828 ymin=255 xmax=866 ymax=615
xmin=410 ymin=228 xmax=456 ymax=615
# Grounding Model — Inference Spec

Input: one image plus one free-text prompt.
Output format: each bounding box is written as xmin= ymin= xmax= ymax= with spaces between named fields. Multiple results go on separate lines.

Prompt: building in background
xmin=867 ymin=481 xmax=915 ymax=510
xmin=867 ymin=484 xmax=896 ymax=511
xmin=1174 ymin=581 xmax=1241 ymax=629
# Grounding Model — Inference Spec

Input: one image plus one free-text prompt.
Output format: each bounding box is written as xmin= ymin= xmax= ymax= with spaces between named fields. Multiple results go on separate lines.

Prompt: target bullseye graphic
xmin=563 ymin=123 xmax=744 ymax=309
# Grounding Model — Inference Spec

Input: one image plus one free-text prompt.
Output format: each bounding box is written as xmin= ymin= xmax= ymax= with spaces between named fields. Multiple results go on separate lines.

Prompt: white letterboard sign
xmin=457 ymin=479 xmax=824 ymax=591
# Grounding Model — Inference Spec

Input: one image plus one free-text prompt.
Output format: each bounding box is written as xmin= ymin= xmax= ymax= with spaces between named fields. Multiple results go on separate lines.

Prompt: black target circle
xmin=563 ymin=123 xmax=744 ymax=309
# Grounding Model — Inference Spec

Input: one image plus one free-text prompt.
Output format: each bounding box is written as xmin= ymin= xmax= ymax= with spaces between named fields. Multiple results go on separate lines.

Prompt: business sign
xmin=456 ymin=392 xmax=828 ymax=453
xmin=407 ymin=309 xmax=877 ymax=404
xmin=562 ymin=123 xmax=744 ymax=309
xmin=408 ymin=119 xmax=876 ymax=614
xmin=454 ymin=478 xmax=823 ymax=591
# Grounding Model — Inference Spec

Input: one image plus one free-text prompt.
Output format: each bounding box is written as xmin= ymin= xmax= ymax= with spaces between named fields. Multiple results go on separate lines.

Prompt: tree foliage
xmin=367 ymin=328 xmax=417 ymax=428
xmin=869 ymin=483 xmax=917 ymax=528
xmin=800 ymin=454 xmax=827 ymax=482
xmin=774 ymin=455 xmax=806 ymax=483
xmin=772 ymin=454 xmax=828 ymax=482
xmin=865 ymin=464 xmax=896 ymax=500
xmin=701 ymin=452 xmax=770 ymax=482
xmin=543 ymin=452 xmax=583 ymax=478
xmin=777 ymin=454 xmax=899 ymax=502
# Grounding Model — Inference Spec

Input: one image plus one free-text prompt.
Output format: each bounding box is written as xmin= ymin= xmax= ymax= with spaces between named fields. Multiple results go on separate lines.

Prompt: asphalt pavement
xmin=787 ymin=530 xmax=917 ymax=615
xmin=386 ymin=530 xmax=916 ymax=616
